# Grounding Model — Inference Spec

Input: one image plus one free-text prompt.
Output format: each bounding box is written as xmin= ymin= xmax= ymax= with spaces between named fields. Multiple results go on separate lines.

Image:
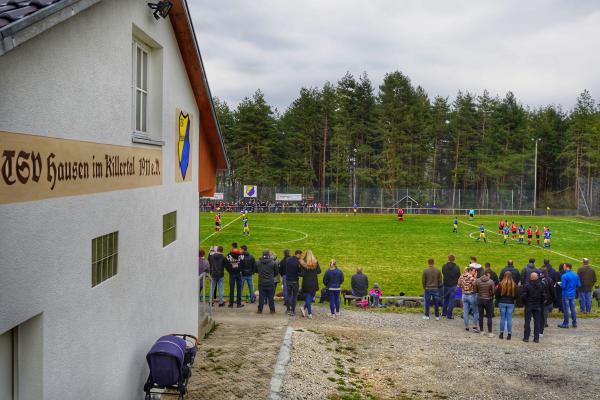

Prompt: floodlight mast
xmin=533 ymin=138 xmax=541 ymax=214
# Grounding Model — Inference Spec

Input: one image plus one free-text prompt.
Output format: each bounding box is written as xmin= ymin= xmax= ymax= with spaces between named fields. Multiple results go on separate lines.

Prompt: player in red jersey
xmin=526 ymin=226 xmax=533 ymax=245
xmin=498 ymin=219 xmax=505 ymax=234
xmin=397 ymin=207 xmax=404 ymax=222
xmin=511 ymin=222 xmax=517 ymax=239
xmin=535 ymin=225 xmax=540 ymax=245
xmin=215 ymin=211 xmax=222 ymax=232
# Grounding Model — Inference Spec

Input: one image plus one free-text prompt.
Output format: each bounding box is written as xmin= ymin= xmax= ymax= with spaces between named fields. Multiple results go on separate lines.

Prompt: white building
xmin=0 ymin=1 xmax=227 ymax=398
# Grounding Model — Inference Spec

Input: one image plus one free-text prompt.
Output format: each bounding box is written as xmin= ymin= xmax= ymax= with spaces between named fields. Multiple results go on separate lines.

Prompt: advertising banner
xmin=275 ymin=193 xmax=302 ymax=201
xmin=201 ymin=192 xmax=224 ymax=200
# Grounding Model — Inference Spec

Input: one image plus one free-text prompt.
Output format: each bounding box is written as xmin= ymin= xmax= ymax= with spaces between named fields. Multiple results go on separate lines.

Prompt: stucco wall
xmin=0 ymin=0 xmax=201 ymax=398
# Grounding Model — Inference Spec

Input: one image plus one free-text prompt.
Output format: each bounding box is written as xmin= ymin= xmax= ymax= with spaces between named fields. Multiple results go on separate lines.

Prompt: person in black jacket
xmin=240 ymin=245 xmax=256 ymax=304
xmin=300 ymin=250 xmax=321 ymax=318
xmin=285 ymin=250 xmax=302 ymax=316
xmin=539 ymin=266 xmax=556 ymax=335
xmin=499 ymin=260 xmax=521 ymax=285
xmin=441 ymin=255 xmax=460 ymax=319
xmin=226 ymin=242 xmax=244 ymax=308
xmin=256 ymin=250 xmax=278 ymax=314
xmin=521 ymin=272 xmax=546 ymax=343
xmin=279 ymin=249 xmax=290 ymax=306
xmin=484 ymin=263 xmax=499 ymax=286
xmin=350 ymin=267 xmax=369 ymax=297
xmin=521 ymin=258 xmax=538 ymax=286
xmin=208 ymin=245 xmax=226 ymax=306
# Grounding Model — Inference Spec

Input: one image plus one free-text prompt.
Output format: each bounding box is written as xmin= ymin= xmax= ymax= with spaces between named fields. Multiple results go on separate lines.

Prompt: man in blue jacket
xmin=323 ymin=259 xmax=345 ymax=318
xmin=558 ymin=263 xmax=581 ymax=328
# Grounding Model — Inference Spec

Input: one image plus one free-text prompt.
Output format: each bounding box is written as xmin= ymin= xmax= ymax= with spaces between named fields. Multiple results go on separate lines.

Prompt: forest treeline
xmin=214 ymin=71 xmax=600 ymax=208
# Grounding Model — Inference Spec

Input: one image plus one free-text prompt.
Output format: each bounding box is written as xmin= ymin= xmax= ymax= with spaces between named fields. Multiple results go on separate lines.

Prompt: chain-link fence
xmin=578 ymin=177 xmax=600 ymax=217
xmin=206 ymin=184 xmax=535 ymax=214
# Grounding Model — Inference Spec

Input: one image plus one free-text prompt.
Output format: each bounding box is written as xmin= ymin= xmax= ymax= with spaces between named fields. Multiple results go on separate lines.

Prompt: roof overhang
xmin=169 ymin=0 xmax=229 ymax=171
xmin=0 ymin=0 xmax=101 ymax=56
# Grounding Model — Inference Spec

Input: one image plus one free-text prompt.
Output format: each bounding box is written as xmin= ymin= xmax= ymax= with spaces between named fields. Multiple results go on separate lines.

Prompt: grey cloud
xmin=189 ymin=0 xmax=600 ymax=112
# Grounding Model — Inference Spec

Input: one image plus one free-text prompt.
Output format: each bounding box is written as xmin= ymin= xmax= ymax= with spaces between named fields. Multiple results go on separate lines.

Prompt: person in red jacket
xmin=397 ymin=207 xmax=404 ymax=222
xmin=511 ymin=222 xmax=517 ymax=239
xmin=526 ymin=226 xmax=533 ymax=245
xmin=498 ymin=219 xmax=505 ymax=234
xmin=535 ymin=225 xmax=540 ymax=245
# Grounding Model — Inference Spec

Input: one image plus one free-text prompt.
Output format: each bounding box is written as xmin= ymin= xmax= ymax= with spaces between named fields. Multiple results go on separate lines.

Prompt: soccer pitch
xmin=200 ymin=212 xmax=600 ymax=297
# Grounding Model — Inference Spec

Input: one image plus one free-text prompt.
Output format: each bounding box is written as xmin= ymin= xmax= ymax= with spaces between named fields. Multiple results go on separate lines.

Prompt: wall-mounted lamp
xmin=147 ymin=1 xmax=173 ymax=20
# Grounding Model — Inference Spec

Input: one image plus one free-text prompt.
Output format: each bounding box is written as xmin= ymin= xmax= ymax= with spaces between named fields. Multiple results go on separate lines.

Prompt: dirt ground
xmin=186 ymin=306 xmax=288 ymax=400
xmin=187 ymin=303 xmax=600 ymax=400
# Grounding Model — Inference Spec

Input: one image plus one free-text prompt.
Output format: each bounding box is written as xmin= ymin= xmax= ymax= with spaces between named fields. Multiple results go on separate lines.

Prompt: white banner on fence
xmin=243 ymin=185 xmax=258 ymax=198
xmin=201 ymin=192 xmax=224 ymax=200
xmin=276 ymin=193 xmax=303 ymax=201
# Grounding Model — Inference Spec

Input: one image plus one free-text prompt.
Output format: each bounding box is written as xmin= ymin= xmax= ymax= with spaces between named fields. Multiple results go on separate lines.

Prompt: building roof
xmin=0 ymin=0 xmax=229 ymax=175
xmin=0 ymin=1 xmax=61 ymax=29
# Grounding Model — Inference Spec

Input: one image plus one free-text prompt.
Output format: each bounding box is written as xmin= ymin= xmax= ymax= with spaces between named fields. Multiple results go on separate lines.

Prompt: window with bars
xmin=133 ymin=40 xmax=149 ymax=134
xmin=163 ymin=211 xmax=177 ymax=247
xmin=92 ymin=232 xmax=118 ymax=287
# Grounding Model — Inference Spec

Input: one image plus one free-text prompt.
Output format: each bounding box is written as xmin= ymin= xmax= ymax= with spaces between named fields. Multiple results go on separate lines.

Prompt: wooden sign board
xmin=0 ymin=131 xmax=162 ymax=204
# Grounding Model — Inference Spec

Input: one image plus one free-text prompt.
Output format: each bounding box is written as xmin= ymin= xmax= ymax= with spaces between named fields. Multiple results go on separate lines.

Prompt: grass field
xmin=200 ymin=212 xmax=600 ymax=297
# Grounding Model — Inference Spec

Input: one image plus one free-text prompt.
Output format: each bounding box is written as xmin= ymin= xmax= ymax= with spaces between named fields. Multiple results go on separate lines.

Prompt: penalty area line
xmin=461 ymin=219 xmax=595 ymax=267
xmin=200 ymin=215 xmax=242 ymax=243
xmin=554 ymin=217 xmax=600 ymax=227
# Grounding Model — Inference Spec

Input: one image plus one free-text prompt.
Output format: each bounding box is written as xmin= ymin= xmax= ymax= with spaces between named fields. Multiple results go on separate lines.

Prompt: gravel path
xmin=283 ymin=306 xmax=600 ymax=400
xmin=186 ymin=303 xmax=600 ymax=400
xmin=186 ymin=306 xmax=288 ymax=400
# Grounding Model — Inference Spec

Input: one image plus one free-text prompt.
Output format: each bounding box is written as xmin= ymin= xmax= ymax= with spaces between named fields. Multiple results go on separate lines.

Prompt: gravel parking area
xmin=188 ymin=304 xmax=600 ymax=400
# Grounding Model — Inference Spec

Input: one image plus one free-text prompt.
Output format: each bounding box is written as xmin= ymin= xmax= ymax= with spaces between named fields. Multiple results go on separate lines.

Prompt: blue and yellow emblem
xmin=178 ymin=111 xmax=191 ymax=179
xmin=245 ymin=185 xmax=256 ymax=197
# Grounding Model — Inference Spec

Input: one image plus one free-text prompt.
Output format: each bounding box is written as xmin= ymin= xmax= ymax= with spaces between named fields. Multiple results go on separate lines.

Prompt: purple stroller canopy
xmin=146 ymin=335 xmax=187 ymax=387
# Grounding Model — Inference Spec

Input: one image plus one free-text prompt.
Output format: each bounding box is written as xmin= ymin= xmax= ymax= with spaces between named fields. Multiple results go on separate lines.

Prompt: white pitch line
xmin=200 ymin=215 xmax=242 ymax=243
xmin=554 ymin=217 xmax=600 ymax=227
xmin=576 ymin=229 xmax=600 ymax=236
xmin=461 ymin=219 xmax=595 ymax=267
xmin=253 ymin=225 xmax=309 ymax=245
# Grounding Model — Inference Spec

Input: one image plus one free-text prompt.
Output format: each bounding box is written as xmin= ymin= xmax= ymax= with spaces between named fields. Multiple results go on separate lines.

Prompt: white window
xmin=133 ymin=40 xmax=149 ymax=134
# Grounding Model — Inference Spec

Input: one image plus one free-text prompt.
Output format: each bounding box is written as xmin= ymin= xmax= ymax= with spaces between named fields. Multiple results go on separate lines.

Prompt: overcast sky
xmin=188 ymin=0 xmax=600 ymax=112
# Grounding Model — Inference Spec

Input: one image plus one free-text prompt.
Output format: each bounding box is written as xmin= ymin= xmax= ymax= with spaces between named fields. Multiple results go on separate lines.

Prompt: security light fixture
xmin=147 ymin=1 xmax=173 ymax=20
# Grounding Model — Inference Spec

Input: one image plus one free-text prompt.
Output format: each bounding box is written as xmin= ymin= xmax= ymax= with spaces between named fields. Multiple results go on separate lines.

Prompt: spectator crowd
xmin=200 ymin=245 xmax=598 ymax=343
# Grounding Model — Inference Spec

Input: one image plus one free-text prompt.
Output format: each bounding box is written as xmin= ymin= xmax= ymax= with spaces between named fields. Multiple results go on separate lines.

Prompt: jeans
xmin=579 ymin=291 xmax=592 ymax=313
xmin=258 ymin=285 xmax=275 ymax=312
xmin=370 ymin=294 xmax=381 ymax=307
xmin=210 ymin=276 xmax=224 ymax=304
xmin=282 ymin=276 xmax=287 ymax=304
xmin=499 ymin=303 xmax=515 ymax=334
xmin=541 ymin=304 xmax=553 ymax=334
xmin=303 ymin=291 xmax=315 ymax=315
xmin=562 ymin=296 xmax=577 ymax=326
xmin=462 ymin=294 xmax=479 ymax=327
xmin=286 ymin=280 xmax=299 ymax=312
xmin=524 ymin=306 xmax=542 ymax=340
xmin=328 ymin=289 xmax=341 ymax=314
xmin=241 ymin=275 xmax=256 ymax=302
xmin=229 ymin=275 xmax=243 ymax=306
xmin=424 ymin=288 xmax=440 ymax=317
xmin=442 ymin=286 xmax=457 ymax=317
xmin=478 ymin=299 xmax=494 ymax=332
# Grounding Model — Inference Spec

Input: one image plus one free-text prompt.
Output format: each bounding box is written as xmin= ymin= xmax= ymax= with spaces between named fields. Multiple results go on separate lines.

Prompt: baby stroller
xmin=144 ymin=334 xmax=198 ymax=399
